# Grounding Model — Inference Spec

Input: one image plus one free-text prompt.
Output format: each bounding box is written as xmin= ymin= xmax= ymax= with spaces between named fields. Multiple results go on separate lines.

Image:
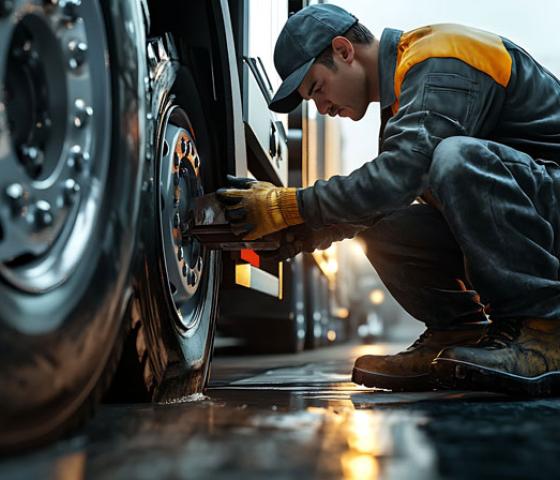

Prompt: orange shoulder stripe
xmin=392 ymin=23 xmax=512 ymax=114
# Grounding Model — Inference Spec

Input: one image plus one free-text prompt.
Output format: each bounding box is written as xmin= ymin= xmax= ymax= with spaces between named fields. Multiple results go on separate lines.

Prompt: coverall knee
xmin=360 ymin=136 xmax=560 ymax=326
xmin=429 ymin=136 xmax=560 ymax=320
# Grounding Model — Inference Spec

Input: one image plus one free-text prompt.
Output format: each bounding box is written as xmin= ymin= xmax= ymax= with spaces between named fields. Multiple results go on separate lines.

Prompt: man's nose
xmin=314 ymin=98 xmax=330 ymax=115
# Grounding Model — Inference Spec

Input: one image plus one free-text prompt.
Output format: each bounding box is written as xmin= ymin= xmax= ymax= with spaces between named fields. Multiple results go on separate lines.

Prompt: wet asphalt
xmin=2 ymin=341 xmax=560 ymax=479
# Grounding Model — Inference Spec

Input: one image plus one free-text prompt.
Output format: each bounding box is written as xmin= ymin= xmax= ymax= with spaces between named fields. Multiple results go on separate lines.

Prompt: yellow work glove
xmin=216 ymin=175 xmax=303 ymax=240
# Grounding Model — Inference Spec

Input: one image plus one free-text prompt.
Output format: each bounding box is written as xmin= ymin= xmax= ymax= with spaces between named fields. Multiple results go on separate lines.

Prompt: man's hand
xmin=261 ymin=223 xmax=368 ymax=262
xmin=216 ymin=175 xmax=303 ymax=240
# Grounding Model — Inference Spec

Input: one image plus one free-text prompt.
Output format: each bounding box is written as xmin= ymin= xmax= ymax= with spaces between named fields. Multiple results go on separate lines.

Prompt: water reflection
xmin=52 ymin=452 xmax=85 ymax=480
xmin=304 ymin=406 xmax=385 ymax=479
xmin=341 ymin=451 xmax=379 ymax=480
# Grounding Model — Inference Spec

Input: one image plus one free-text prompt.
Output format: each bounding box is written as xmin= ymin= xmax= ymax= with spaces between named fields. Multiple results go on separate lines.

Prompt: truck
xmin=0 ymin=0 xmax=351 ymax=450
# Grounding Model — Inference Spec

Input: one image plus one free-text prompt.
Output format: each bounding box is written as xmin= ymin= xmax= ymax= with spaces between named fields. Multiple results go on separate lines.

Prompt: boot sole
xmin=432 ymin=357 xmax=560 ymax=397
xmin=351 ymin=367 xmax=434 ymax=392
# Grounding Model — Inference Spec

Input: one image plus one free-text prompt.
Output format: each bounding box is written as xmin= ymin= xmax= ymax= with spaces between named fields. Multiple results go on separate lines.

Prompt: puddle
xmin=158 ymin=393 xmax=210 ymax=405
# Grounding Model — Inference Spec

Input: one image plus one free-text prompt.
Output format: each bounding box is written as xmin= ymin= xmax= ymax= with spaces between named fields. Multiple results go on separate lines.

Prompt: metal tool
xmin=186 ymin=193 xmax=280 ymax=251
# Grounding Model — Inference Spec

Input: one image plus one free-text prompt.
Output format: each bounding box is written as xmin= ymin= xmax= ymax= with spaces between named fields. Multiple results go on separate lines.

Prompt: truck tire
xmin=123 ymin=61 xmax=222 ymax=403
xmin=0 ymin=0 xmax=146 ymax=451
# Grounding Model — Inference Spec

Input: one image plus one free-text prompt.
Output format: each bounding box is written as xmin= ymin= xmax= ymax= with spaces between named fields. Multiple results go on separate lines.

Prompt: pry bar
xmin=187 ymin=193 xmax=280 ymax=251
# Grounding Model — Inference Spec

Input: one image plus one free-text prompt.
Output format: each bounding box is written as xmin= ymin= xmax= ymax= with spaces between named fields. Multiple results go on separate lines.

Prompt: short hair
xmin=315 ymin=22 xmax=375 ymax=70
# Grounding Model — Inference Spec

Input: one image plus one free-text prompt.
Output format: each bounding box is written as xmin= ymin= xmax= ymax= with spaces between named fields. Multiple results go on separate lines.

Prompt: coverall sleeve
xmin=297 ymin=58 xmax=505 ymax=228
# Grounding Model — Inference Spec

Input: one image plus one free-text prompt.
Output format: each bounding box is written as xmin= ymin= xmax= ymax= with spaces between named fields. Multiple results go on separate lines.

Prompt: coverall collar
xmin=378 ymin=28 xmax=403 ymax=110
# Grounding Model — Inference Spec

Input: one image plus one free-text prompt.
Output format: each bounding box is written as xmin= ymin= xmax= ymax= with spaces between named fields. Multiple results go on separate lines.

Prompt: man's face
xmin=297 ymin=41 xmax=370 ymax=121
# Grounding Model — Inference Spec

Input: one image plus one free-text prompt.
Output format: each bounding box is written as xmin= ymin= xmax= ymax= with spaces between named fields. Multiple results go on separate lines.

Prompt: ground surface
xmin=1 ymin=341 xmax=559 ymax=479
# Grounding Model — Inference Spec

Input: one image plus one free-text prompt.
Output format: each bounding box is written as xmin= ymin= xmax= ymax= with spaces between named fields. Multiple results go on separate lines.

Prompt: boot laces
xmin=478 ymin=318 xmax=521 ymax=349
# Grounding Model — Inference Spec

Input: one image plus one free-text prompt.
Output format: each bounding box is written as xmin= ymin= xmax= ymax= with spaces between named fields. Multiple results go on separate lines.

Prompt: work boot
xmin=431 ymin=318 xmax=560 ymax=396
xmin=351 ymin=327 xmax=485 ymax=391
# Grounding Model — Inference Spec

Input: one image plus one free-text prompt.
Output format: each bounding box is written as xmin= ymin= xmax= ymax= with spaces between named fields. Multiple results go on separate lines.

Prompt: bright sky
xmin=333 ymin=0 xmax=560 ymax=174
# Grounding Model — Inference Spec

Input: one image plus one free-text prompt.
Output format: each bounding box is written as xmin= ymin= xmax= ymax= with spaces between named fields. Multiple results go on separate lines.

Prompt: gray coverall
xmin=297 ymin=25 xmax=560 ymax=328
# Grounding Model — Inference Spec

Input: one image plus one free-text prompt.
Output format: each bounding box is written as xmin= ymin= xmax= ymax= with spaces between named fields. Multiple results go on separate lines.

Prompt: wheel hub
xmin=0 ymin=0 xmax=110 ymax=292
xmin=159 ymin=107 xmax=206 ymax=326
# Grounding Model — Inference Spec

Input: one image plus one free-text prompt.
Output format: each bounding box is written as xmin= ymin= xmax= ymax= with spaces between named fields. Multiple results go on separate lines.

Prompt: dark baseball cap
xmin=269 ymin=4 xmax=358 ymax=113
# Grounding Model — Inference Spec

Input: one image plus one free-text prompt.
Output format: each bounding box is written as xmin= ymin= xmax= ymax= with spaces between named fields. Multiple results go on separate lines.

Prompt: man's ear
xmin=331 ymin=36 xmax=354 ymax=64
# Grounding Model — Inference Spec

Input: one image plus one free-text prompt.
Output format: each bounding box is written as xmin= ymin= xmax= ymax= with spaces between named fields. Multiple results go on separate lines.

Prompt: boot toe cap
xmin=353 ymin=355 xmax=377 ymax=371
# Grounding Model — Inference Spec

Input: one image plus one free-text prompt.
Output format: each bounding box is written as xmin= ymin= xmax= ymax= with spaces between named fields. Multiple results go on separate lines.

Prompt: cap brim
xmin=269 ymin=57 xmax=315 ymax=113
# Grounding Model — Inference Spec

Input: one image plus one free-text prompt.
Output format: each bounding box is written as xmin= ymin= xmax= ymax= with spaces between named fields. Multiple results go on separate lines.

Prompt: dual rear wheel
xmin=0 ymin=0 xmax=219 ymax=450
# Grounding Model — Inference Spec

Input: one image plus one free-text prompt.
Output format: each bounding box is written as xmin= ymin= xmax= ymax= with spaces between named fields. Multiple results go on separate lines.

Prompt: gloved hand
xmin=261 ymin=222 xmax=368 ymax=262
xmin=216 ymin=175 xmax=304 ymax=240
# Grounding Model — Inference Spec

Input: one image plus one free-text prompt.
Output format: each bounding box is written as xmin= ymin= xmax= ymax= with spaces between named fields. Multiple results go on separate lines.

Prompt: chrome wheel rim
xmin=0 ymin=0 xmax=110 ymax=293
xmin=158 ymin=105 xmax=209 ymax=331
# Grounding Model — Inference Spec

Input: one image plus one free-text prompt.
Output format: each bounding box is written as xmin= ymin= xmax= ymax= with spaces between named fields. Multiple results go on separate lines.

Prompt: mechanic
xmin=217 ymin=3 xmax=560 ymax=396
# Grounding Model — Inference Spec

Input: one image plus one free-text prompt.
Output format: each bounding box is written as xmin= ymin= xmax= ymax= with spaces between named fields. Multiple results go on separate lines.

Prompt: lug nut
xmin=73 ymin=98 xmax=93 ymax=128
xmin=20 ymin=145 xmax=44 ymax=176
xmin=180 ymin=137 xmax=187 ymax=155
xmin=177 ymin=247 xmax=184 ymax=262
xmin=5 ymin=183 xmax=25 ymax=215
xmin=68 ymin=39 xmax=88 ymax=70
xmin=35 ymin=200 xmax=53 ymax=228
xmin=63 ymin=178 xmax=80 ymax=204
xmin=0 ymin=0 xmax=14 ymax=17
xmin=68 ymin=145 xmax=90 ymax=172
xmin=182 ymin=264 xmax=188 ymax=278
xmin=188 ymin=270 xmax=196 ymax=286
xmin=194 ymin=155 xmax=200 ymax=169
xmin=60 ymin=0 xmax=81 ymax=22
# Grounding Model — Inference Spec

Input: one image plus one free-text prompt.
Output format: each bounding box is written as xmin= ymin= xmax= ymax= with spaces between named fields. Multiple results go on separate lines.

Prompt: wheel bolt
xmin=68 ymin=145 xmax=90 ymax=172
xmin=5 ymin=183 xmax=25 ymax=215
xmin=20 ymin=144 xmax=43 ymax=163
xmin=188 ymin=270 xmax=196 ymax=286
xmin=60 ymin=0 xmax=81 ymax=22
xmin=35 ymin=200 xmax=53 ymax=228
xmin=63 ymin=178 xmax=80 ymax=204
xmin=182 ymin=264 xmax=188 ymax=277
xmin=0 ymin=0 xmax=14 ymax=17
xmin=73 ymin=98 xmax=93 ymax=128
xmin=177 ymin=247 xmax=184 ymax=262
xmin=68 ymin=39 xmax=88 ymax=70
xmin=20 ymin=145 xmax=44 ymax=176
xmin=180 ymin=137 xmax=187 ymax=155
